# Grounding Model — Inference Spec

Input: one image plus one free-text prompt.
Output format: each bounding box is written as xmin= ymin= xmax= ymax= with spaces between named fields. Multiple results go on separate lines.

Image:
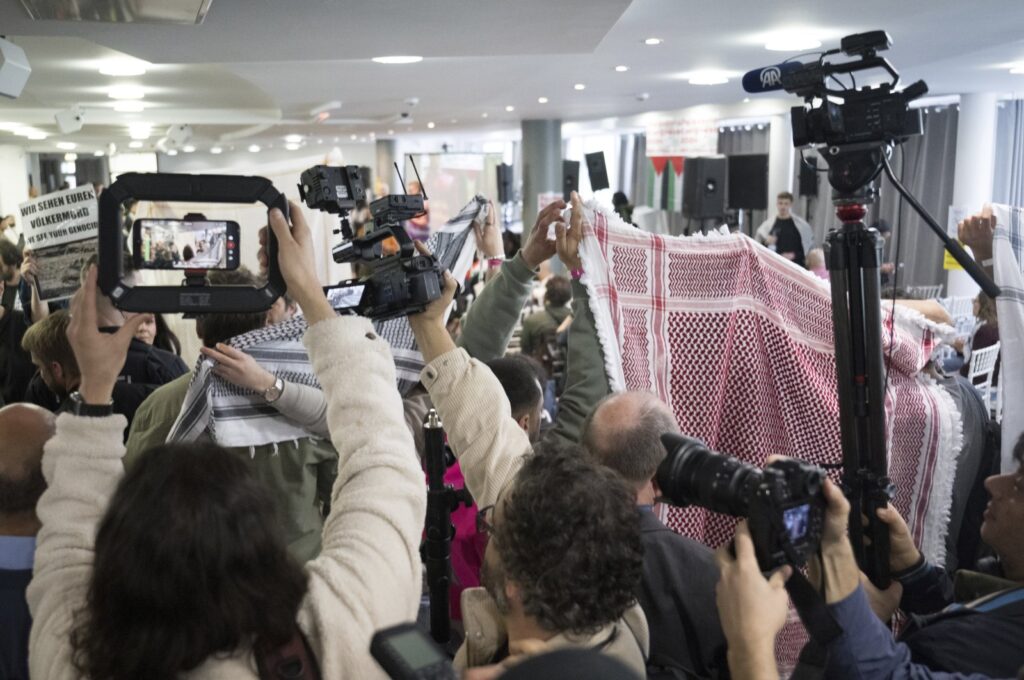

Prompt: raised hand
xmin=958 ymin=204 xmax=996 ymax=263
xmin=200 ymin=343 xmax=276 ymax=393
xmin=474 ymin=200 xmax=504 ymax=259
xmin=521 ymin=199 xmax=567 ymax=269
xmin=555 ymin=191 xmax=585 ymax=272
xmin=268 ymin=201 xmax=333 ymax=324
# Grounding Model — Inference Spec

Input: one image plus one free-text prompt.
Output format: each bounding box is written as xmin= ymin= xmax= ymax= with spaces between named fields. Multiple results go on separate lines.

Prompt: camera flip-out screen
xmin=98 ymin=172 xmax=288 ymax=314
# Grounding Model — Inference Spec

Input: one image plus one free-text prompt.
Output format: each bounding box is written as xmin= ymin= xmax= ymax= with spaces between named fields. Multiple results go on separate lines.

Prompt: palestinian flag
xmin=647 ymin=156 xmax=684 ymax=211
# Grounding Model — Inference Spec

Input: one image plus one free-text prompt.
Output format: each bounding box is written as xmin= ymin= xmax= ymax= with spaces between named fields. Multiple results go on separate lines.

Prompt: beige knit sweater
xmin=26 ymin=315 xmax=426 ymax=679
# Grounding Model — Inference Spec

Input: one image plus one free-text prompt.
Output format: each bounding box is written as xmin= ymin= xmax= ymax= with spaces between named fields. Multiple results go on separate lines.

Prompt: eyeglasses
xmin=476 ymin=504 xmax=496 ymax=536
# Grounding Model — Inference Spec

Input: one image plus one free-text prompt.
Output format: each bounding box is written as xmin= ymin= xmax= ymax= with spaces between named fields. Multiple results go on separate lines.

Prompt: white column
xmin=767 ymin=114 xmax=794 ymax=209
xmin=948 ymin=92 xmax=999 ymax=297
xmin=0 ymin=145 xmax=30 ymax=218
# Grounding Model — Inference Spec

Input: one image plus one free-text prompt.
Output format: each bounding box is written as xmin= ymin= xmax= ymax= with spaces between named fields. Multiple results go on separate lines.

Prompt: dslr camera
xmin=298 ymin=165 xmax=443 ymax=320
xmin=657 ymin=433 xmax=826 ymax=570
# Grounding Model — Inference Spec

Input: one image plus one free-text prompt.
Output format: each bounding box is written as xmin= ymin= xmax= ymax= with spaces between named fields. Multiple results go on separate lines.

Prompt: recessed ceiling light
xmin=350 ymin=133 xmax=358 ymax=140
xmin=129 ymin=124 xmax=151 ymax=140
xmin=371 ymin=55 xmax=423 ymax=64
xmin=686 ymin=70 xmax=732 ymax=85
xmin=387 ymin=129 xmax=395 ymax=135
xmin=644 ymin=37 xmax=662 ymax=46
xmin=27 ymin=132 xmax=48 ymax=140
xmin=182 ymin=144 xmax=196 ymax=153
xmin=248 ymin=144 xmax=261 ymax=153
xmin=764 ymin=31 xmax=823 ymax=52
xmin=99 ymin=59 xmax=148 ymax=77
xmin=113 ymin=100 xmax=146 ymax=113
xmin=56 ymin=142 xmax=77 ymax=150
xmin=333 ymin=137 xmax=340 ymax=142
xmin=128 ymin=140 xmax=144 ymax=149
xmin=93 ymin=150 xmax=105 ymax=157
xmin=284 ymin=134 xmax=303 ymax=144
xmin=166 ymin=149 xmax=178 ymax=156
xmin=285 ymin=142 xmax=300 ymax=151
xmin=482 ymin=112 xmax=489 ymax=118
xmin=537 ymin=97 xmax=548 ymax=104
xmin=504 ymin=106 xmax=515 ymax=112
xmin=615 ymin=65 xmax=630 ymax=72
xmin=107 ymin=84 xmax=145 ymax=100
xmin=1010 ymin=64 xmax=1024 ymax=74
xmin=210 ymin=146 xmax=223 ymax=154
xmin=743 ymin=97 xmax=751 ymax=103
xmin=427 ymin=121 xmax=436 ymax=128
xmin=317 ymin=139 xmax=323 ymax=144
xmin=574 ymin=83 xmax=586 ymax=91
xmin=64 ymin=152 xmax=78 ymax=161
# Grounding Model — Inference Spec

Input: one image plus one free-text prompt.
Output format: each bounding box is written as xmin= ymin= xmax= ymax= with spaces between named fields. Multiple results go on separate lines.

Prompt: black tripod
xmin=822 ymin=144 xmax=1000 ymax=588
xmin=423 ymin=409 xmax=472 ymax=645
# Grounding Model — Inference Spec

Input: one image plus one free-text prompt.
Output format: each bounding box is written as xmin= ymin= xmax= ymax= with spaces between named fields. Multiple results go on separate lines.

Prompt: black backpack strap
xmin=785 ymin=570 xmax=844 ymax=680
xmin=255 ymin=627 xmax=322 ymax=680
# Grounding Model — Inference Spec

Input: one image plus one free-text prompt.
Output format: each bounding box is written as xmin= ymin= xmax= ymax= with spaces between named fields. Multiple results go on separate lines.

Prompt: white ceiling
xmin=2 ymin=0 xmax=1024 ymax=155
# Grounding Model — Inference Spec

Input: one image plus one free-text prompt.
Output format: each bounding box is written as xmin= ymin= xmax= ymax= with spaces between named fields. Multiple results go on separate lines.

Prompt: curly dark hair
xmin=495 ymin=442 xmax=643 ymax=635
xmin=71 ymin=443 xmax=308 ymax=680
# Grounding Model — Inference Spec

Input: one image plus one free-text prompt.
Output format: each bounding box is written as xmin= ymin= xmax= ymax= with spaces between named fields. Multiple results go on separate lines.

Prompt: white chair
xmin=992 ymin=365 xmax=1003 ymax=423
xmin=943 ymin=296 xmax=974 ymax=319
xmin=909 ymin=284 xmax=943 ymax=299
xmin=967 ymin=343 xmax=1001 ymax=413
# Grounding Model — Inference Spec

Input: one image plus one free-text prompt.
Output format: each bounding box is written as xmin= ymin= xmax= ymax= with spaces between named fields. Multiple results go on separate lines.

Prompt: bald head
xmin=0 ymin=404 xmax=55 ymax=517
xmin=582 ymin=392 xmax=679 ymax=487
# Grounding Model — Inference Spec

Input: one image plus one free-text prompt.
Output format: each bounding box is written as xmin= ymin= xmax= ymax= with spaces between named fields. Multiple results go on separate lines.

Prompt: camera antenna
xmin=394 ymin=162 xmax=408 ymax=195
xmin=409 ymin=156 xmax=429 ymax=200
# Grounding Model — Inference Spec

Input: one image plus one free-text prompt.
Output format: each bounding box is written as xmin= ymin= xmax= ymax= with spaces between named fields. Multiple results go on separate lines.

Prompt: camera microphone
xmin=741 ymin=61 xmax=803 ymax=94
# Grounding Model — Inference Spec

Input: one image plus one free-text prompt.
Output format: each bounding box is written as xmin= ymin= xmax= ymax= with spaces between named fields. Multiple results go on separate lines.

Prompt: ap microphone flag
xmin=741 ymin=61 xmax=803 ymax=94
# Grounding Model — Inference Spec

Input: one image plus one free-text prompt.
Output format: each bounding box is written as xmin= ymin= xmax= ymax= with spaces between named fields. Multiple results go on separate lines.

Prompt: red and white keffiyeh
xmin=576 ymin=202 xmax=962 ymax=672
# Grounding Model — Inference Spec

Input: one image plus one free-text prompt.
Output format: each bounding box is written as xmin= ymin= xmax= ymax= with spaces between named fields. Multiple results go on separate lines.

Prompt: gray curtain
xmin=717 ymin=126 xmax=770 ymax=155
xmin=804 ymin=107 xmax=958 ymax=289
xmin=994 ymin=99 xmax=1024 ymax=206
xmin=630 ymin=133 xmax=648 ymax=208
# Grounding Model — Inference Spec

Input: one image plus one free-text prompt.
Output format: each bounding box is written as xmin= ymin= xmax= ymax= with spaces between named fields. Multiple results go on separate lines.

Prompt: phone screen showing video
xmin=325 ymin=283 xmax=366 ymax=312
xmin=134 ymin=219 xmax=240 ymax=271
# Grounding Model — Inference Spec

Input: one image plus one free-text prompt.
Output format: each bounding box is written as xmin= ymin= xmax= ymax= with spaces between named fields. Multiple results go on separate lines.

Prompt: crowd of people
xmin=0 ymin=188 xmax=1020 ymax=680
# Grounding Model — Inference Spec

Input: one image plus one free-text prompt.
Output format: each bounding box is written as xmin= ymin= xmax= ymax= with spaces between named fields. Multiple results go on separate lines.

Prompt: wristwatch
xmin=68 ymin=391 xmax=115 ymax=417
xmin=263 ymin=376 xmax=285 ymax=404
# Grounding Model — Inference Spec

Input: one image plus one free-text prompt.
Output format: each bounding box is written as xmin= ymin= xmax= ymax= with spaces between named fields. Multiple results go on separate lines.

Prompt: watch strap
xmin=68 ymin=391 xmax=115 ymax=417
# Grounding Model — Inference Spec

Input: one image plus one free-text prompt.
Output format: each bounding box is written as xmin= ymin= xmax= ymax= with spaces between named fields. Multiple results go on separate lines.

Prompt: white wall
xmin=0 ymin=145 xmax=31 ymax=219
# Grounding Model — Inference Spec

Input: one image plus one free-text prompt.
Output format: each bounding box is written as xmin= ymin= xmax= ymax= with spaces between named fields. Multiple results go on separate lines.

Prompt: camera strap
xmin=785 ymin=570 xmax=842 ymax=680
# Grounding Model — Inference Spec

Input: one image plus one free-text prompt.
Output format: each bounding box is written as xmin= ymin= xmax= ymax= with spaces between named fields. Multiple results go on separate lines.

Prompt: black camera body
xmin=657 ymin=433 xmax=826 ymax=570
xmin=299 ymin=164 xmax=443 ymax=320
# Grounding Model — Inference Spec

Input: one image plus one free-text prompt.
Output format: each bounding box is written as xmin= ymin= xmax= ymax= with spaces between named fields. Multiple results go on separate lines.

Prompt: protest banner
xmin=19 ymin=185 xmax=99 ymax=300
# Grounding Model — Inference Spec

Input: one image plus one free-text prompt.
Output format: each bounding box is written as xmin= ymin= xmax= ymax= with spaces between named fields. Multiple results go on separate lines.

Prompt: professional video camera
xmin=298 ymin=164 xmax=443 ymax=321
xmin=657 ymin=434 xmax=826 ymax=571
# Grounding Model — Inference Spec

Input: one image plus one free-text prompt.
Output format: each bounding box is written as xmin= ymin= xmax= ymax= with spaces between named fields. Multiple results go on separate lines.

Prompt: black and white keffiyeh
xmin=166 ymin=316 xmax=320 ymax=447
xmin=374 ymin=195 xmax=486 ymax=393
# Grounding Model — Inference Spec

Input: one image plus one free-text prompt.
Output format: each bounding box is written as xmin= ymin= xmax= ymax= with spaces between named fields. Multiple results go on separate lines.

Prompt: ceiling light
xmin=685 ymin=70 xmax=732 ymax=85
xmin=574 ymin=83 xmax=586 ymax=91
xmin=371 ymin=55 xmax=423 ymax=64
xmin=644 ymin=37 xmax=662 ymax=46
xmin=504 ymin=105 xmax=515 ymax=112
xmin=210 ymin=146 xmax=223 ymax=154
xmin=387 ymin=129 xmax=395 ymax=135
xmin=248 ymin=144 xmax=260 ymax=152
xmin=93 ymin=150 xmax=105 ymax=157
xmin=743 ymin=97 xmax=751 ymax=103
xmin=317 ymin=139 xmax=323 ymax=144
xmin=285 ymin=142 xmax=300 ymax=151
xmin=615 ymin=65 xmax=630 ymax=72
xmin=113 ymin=100 xmax=146 ymax=113
xmin=98 ymin=59 xmax=148 ymax=77
xmin=1011 ymin=64 xmax=1024 ymax=74
xmin=26 ymin=132 xmax=48 ymax=140
xmin=284 ymin=134 xmax=303 ymax=144
xmin=129 ymin=125 xmax=152 ymax=140
xmin=64 ymin=152 xmax=78 ymax=161
xmin=537 ymin=97 xmax=548 ymax=103
xmin=56 ymin=142 xmax=77 ymax=150
xmin=166 ymin=149 xmax=178 ymax=156
xmin=129 ymin=140 xmax=144 ymax=149
xmin=481 ymin=112 xmax=489 ymax=118
xmin=107 ymin=84 xmax=145 ymax=100
xmin=350 ymin=134 xmax=358 ymax=140
xmin=182 ymin=144 xmax=196 ymax=153
xmin=764 ymin=31 xmax=823 ymax=52
xmin=427 ymin=121 xmax=436 ymax=128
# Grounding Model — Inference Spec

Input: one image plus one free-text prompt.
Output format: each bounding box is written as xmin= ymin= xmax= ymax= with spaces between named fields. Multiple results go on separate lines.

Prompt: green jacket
xmin=125 ymin=373 xmax=338 ymax=563
xmin=519 ymin=305 xmax=571 ymax=358
xmin=458 ymin=251 xmax=611 ymax=445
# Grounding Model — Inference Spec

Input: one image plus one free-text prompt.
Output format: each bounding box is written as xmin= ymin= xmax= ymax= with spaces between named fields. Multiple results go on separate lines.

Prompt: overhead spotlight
xmin=371 ymin=55 xmax=423 ymax=64
xmin=64 ymin=152 xmax=77 ymax=161
xmin=182 ymin=144 xmax=196 ymax=153
xmin=427 ymin=121 xmax=436 ymax=128
xmin=93 ymin=150 xmax=105 ymax=157
xmin=333 ymin=136 xmax=340 ymax=142
xmin=113 ymin=100 xmax=145 ymax=112
xmin=248 ymin=144 xmax=260 ymax=152
xmin=350 ymin=133 xmax=357 ymax=140
xmin=504 ymin=105 xmax=515 ymax=112
xmin=98 ymin=59 xmax=148 ymax=77
xmin=743 ymin=97 xmax=751 ymax=103
xmin=644 ymin=37 xmax=662 ymax=46
xmin=481 ymin=112 xmax=489 ymax=118
xmin=210 ymin=146 xmax=223 ymax=154
xmin=55 ymin=105 xmax=85 ymax=134
xmin=764 ymin=30 xmax=822 ymax=52
xmin=574 ymin=83 xmax=586 ymax=91
xmin=285 ymin=142 xmax=300 ymax=151
xmin=284 ymin=134 xmax=303 ymax=144
xmin=757 ymin=123 xmax=765 ymax=130
xmin=686 ymin=70 xmax=732 ymax=85
xmin=387 ymin=129 xmax=395 ymax=135
xmin=107 ymin=84 xmax=145 ymax=100
xmin=128 ymin=140 xmax=144 ymax=149
xmin=537 ymin=97 xmax=548 ymax=103
xmin=166 ymin=149 xmax=178 ymax=156
xmin=0 ymin=37 xmax=32 ymax=100
xmin=1010 ymin=63 xmax=1024 ymax=74
xmin=719 ymin=127 xmax=725 ymax=133
xmin=129 ymin=123 xmax=152 ymax=140
xmin=25 ymin=131 xmax=48 ymax=140
xmin=317 ymin=139 xmax=323 ymax=144
xmin=615 ymin=65 xmax=630 ymax=72
xmin=56 ymin=141 xmax=77 ymax=150
xmin=744 ymin=125 xmax=752 ymax=131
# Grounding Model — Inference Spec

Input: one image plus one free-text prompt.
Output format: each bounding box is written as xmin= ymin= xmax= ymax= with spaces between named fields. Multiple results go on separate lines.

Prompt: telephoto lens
xmin=655 ymin=433 xmax=762 ymax=516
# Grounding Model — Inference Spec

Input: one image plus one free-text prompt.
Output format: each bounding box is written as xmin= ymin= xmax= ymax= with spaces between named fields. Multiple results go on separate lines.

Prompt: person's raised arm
xmin=408 ymin=258 xmax=532 ymax=508
xmin=21 ymin=251 xmax=50 ymax=324
xmin=958 ymin=206 xmax=996 ymax=281
xmin=27 ymin=266 xmax=146 ymax=678
xmin=458 ymin=199 xmax=566 ymax=361
xmin=549 ymin=192 xmax=613 ymax=446
xmin=267 ymin=204 xmax=425 ymax=677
